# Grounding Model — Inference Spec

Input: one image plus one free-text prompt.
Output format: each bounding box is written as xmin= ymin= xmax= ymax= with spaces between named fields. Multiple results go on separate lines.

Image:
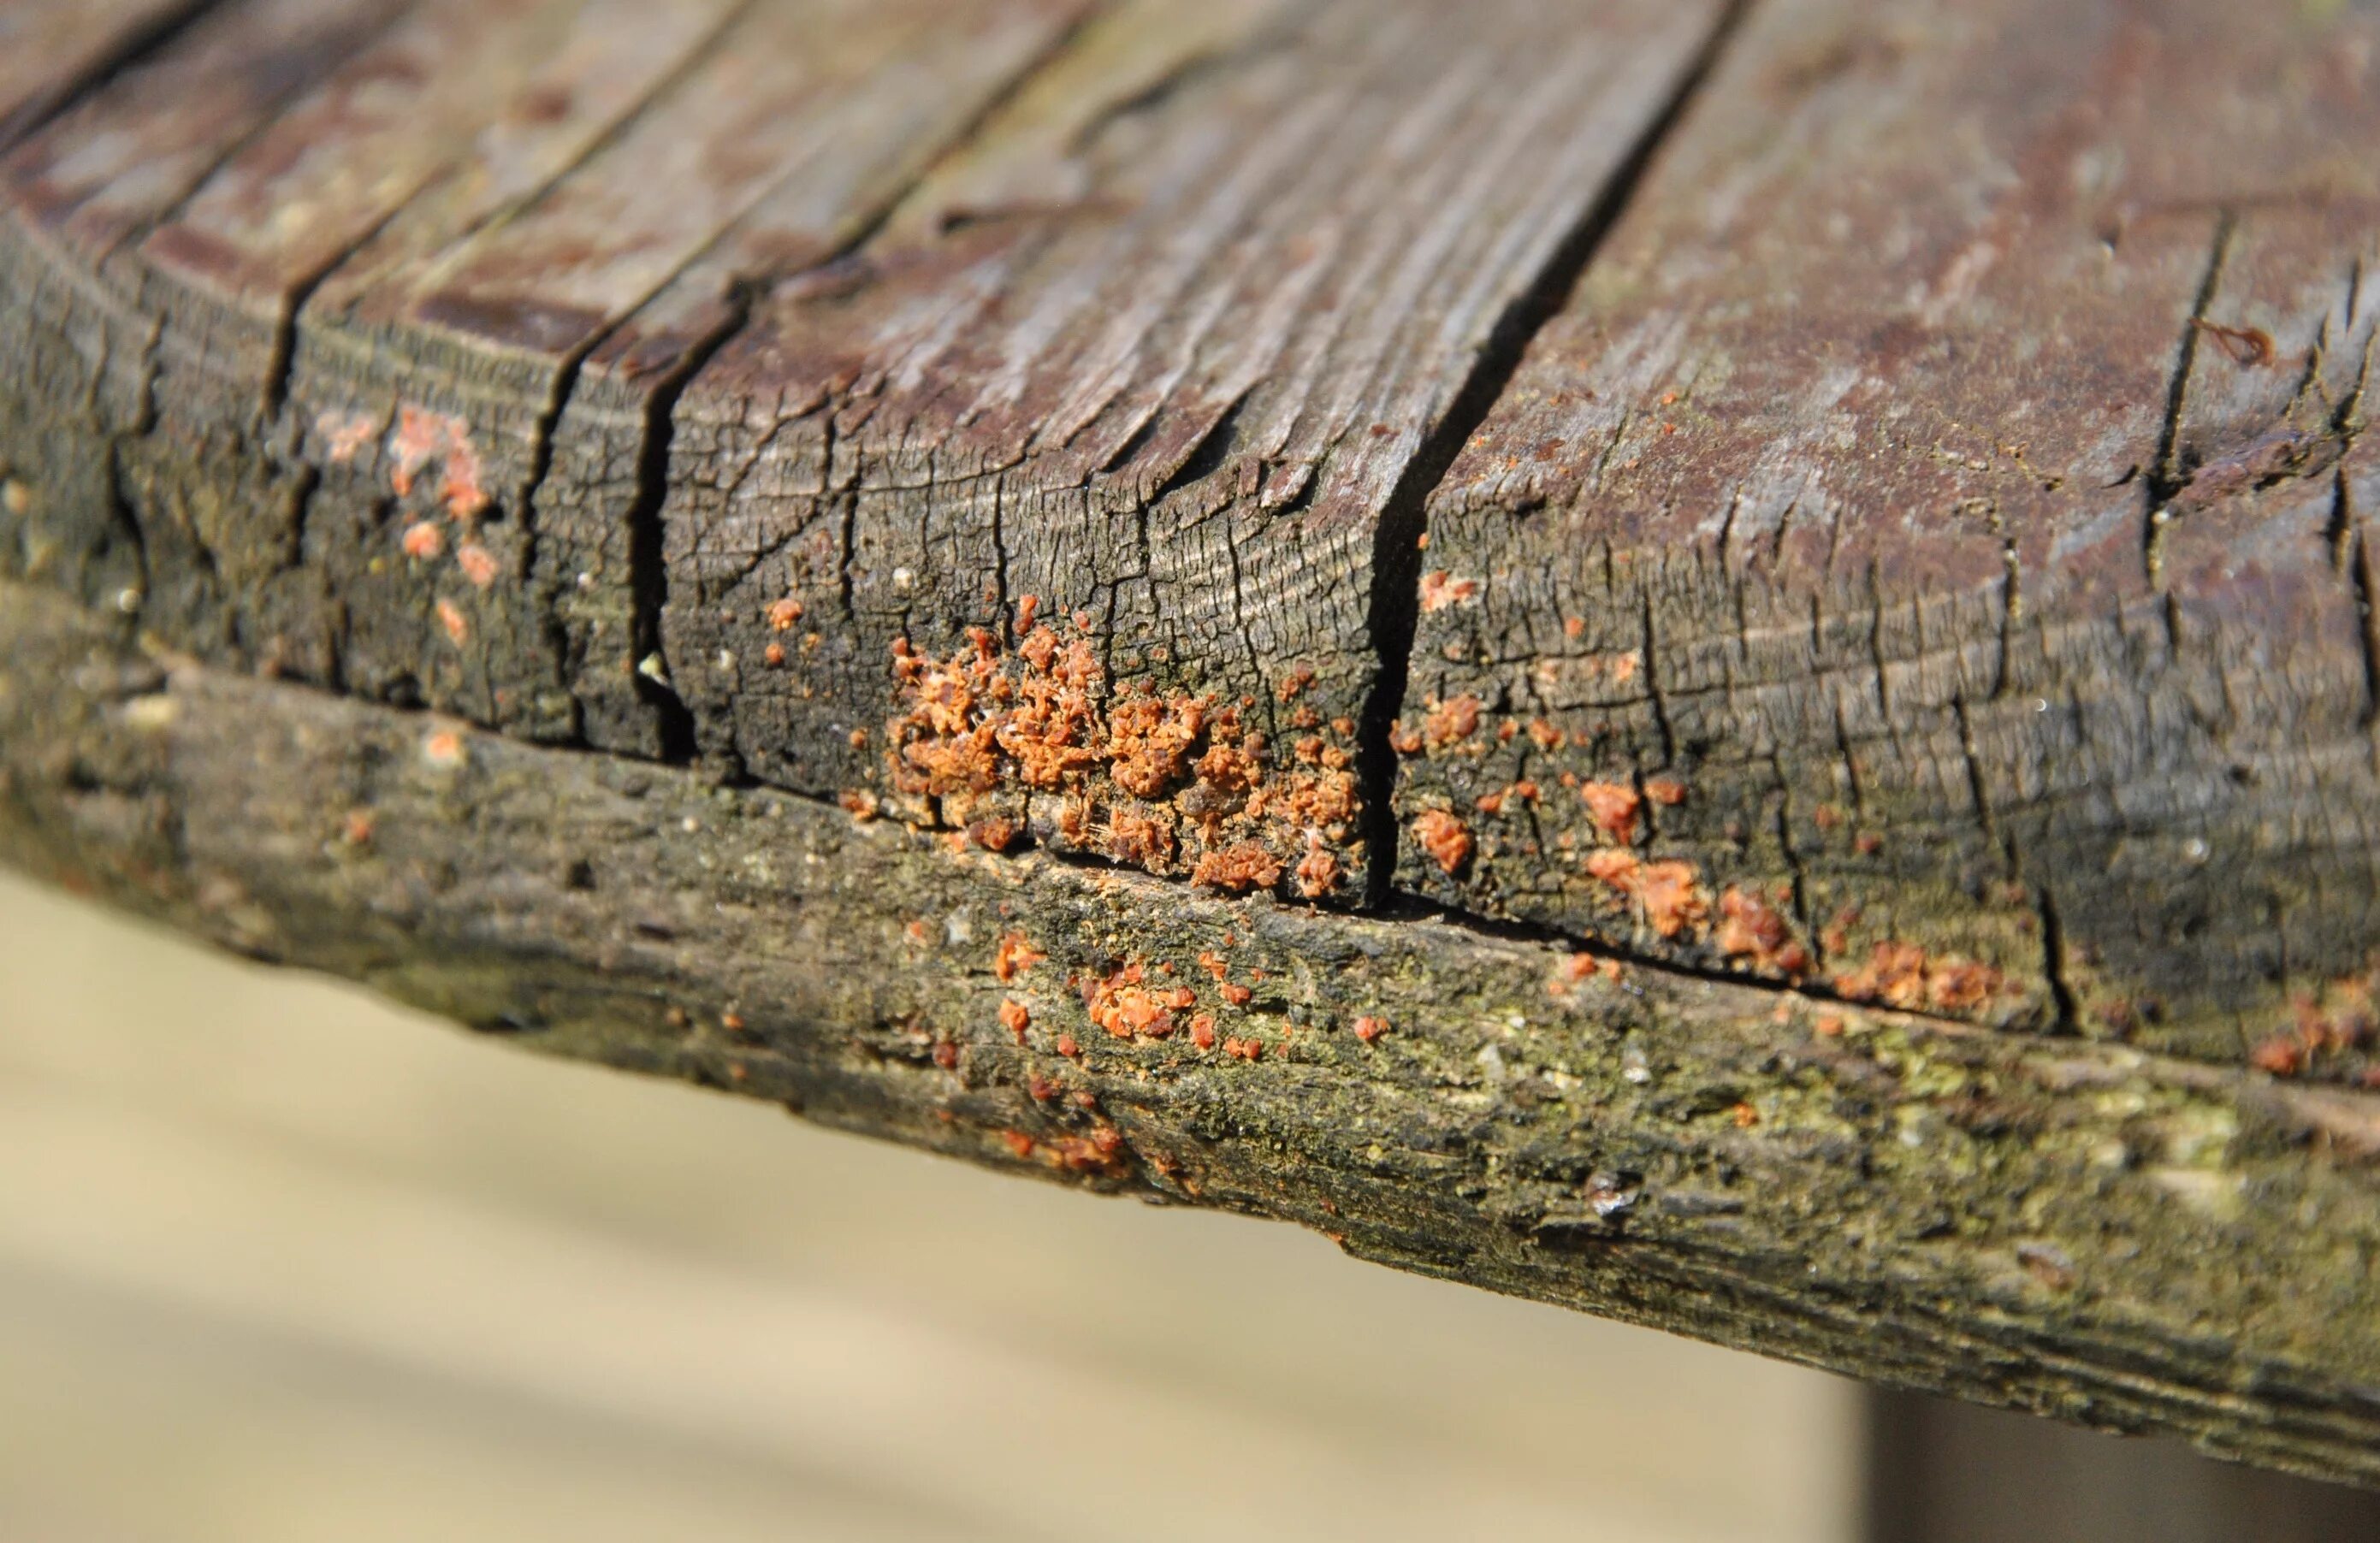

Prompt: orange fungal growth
xmin=1193 ymin=843 xmax=1283 ymax=893
xmin=456 ymin=542 xmax=499 ymax=588
xmin=994 ymin=932 xmax=1045 ymax=983
xmin=1832 ymin=941 xmax=2007 ymax=1015
xmin=1413 ymin=809 xmax=1474 ymax=875
xmin=1584 ymin=848 xmax=1708 ymax=938
xmin=1294 ymin=839 xmax=1342 ymax=899
xmin=1715 ymin=886 xmax=1810 ymax=977
xmin=999 ymin=998 xmax=1031 ymax=1041
xmin=880 ymin=620 xmax=1359 ymax=890
xmin=1418 ymin=570 xmax=1480 ymax=611
xmin=1422 ymin=695 xmax=1481 ymax=750
xmin=1353 ymin=1015 xmax=1387 ymax=1043
xmin=1579 ymin=781 xmax=1643 ymax=844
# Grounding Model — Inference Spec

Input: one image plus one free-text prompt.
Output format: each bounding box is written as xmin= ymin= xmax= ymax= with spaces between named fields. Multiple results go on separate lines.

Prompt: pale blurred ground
xmin=0 ymin=869 xmax=1864 ymax=1543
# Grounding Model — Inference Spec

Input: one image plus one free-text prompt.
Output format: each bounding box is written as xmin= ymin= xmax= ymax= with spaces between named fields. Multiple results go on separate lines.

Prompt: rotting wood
xmin=3 ymin=0 xmax=2380 ymax=1489
xmin=5 ymin=579 xmax=2380 ymax=1487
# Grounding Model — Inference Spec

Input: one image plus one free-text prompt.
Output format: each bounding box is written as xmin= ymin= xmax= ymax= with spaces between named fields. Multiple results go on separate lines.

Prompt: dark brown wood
xmin=3 ymin=0 xmax=2380 ymax=1491
xmin=1405 ymin=0 xmax=2380 ymax=1086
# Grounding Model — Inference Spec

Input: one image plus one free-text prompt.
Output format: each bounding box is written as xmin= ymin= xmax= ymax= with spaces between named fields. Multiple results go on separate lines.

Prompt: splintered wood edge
xmin=3 ymin=581 xmax=2377 ymax=1488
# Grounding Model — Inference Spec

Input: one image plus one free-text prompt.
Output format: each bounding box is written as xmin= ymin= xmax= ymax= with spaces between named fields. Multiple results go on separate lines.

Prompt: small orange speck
xmin=1002 ymin=1130 xmax=1036 ymax=1158
xmin=341 ymin=810 xmax=376 ymax=847
xmin=764 ymin=642 xmax=787 ymax=666
xmin=931 ymin=1040 xmax=960 ymax=1070
xmin=1353 ymin=1015 xmax=1387 ymax=1043
xmin=1057 ymin=1032 xmax=1081 ymax=1059
xmin=769 ymin=597 xmax=804 ymax=631
xmin=401 ymin=521 xmax=443 ymax=559
xmin=456 ymin=541 xmax=499 ymax=588
xmin=1731 ymin=1101 xmax=1760 ymax=1128
xmin=1189 ymin=1013 xmax=1217 ymax=1049
xmin=999 ymin=998 xmax=1031 ymax=1040
xmin=994 ymin=933 xmax=1046 ymax=983
xmin=423 ymin=730 xmax=465 ymax=768
xmin=2250 ymin=1036 xmax=2304 ymax=1076
xmin=1815 ymin=1014 xmax=1845 ymax=1038
xmin=721 ymin=1012 xmax=746 ymax=1032
xmin=436 ymin=598 xmax=470 ymax=645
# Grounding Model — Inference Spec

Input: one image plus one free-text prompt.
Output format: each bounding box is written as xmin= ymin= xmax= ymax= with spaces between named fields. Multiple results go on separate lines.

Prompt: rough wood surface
xmin=1406 ymin=0 xmax=2380 ymax=1081
xmin=8 ymin=582 xmax=2380 ymax=1488
xmin=4 ymin=0 xmax=2380 ymax=1487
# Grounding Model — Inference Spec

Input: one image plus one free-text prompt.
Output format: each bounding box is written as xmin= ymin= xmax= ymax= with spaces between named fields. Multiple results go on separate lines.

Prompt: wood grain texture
xmin=6 ymin=0 xmax=2380 ymax=1486
xmin=0 ymin=0 xmax=1094 ymax=752
xmin=1402 ymin=0 xmax=2380 ymax=1085
xmin=0 ymin=0 xmax=217 ymax=145
xmin=657 ymin=0 xmax=1728 ymax=898
xmin=3 ymin=578 xmax=2379 ymax=1488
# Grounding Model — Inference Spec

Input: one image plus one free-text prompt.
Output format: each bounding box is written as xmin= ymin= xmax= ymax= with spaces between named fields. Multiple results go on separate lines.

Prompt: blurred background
xmin=2 ymin=866 xmax=2374 ymax=1543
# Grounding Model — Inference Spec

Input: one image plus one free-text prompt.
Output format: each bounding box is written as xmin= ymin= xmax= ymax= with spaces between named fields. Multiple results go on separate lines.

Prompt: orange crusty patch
xmin=1832 ymin=940 xmax=2005 ymax=1014
xmin=1412 ymin=809 xmax=1474 ymax=876
xmin=1714 ymin=886 xmax=1810 ymax=977
xmin=1578 ymin=781 xmax=1643 ymax=845
xmin=882 ymin=619 xmax=1359 ymax=892
xmin=1584 ymin=849 xmax=1709 ymax=938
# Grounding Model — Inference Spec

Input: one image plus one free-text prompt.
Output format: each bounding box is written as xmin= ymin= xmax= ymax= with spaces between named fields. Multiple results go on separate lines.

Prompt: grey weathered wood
xmin=3 ymin=0 xmax=2380 ymax=1492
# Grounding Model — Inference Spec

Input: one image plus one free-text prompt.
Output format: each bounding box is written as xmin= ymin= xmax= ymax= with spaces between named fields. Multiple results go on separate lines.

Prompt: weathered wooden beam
xmin=5 ymin=581 xmax=2380 ymax=1487
xmin=3 ymin=0 xmax=2380 ymax=1492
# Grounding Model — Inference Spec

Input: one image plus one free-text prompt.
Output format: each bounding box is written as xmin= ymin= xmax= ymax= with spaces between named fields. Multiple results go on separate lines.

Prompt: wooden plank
xmin=0 ymin=0 xmax=216 ymax=146
xmin=3 ymin=0 xmax=2380 ymax=1490
xmin=3 ymin=576 xmax=2377 ymax=1488
xmin=0 ymin=0 xmax=415 ymax=607
xmin=658 ymin=0 xmax=1732 ymax=897
xmin=0 ymin=0 xmax=1098 ymax=748
xmin=1400 ymin=0 xmax=2380 ymax=1083
xmin=317 ymin=0 xmax=1099 ymax=751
